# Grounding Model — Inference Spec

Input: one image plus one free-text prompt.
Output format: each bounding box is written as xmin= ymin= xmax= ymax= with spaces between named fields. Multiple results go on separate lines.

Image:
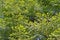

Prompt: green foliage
xmin=0 ymin=0 xmax=60 ymax=40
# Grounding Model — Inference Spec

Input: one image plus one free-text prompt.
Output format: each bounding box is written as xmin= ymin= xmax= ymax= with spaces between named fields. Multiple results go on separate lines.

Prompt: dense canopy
xmin=0 ymin=0 xmax=60 ymax=40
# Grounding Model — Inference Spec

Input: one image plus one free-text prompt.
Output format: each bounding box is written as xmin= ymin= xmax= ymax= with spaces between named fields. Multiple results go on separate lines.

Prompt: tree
xmin=0 ymin=0 xmax=60 ymax=40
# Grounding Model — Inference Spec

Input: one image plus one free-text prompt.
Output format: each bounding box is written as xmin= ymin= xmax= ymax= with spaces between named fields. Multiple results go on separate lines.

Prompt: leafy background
xmin=0 ymin=0 xmax=60 ymax=40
